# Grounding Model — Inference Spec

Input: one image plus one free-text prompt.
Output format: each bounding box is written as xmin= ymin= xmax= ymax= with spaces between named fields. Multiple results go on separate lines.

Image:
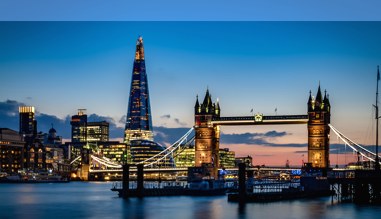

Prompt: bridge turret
xmin=215 ymin=98 xmax=220 ymax=117
xmin=194 ymin=89 xmax=220 ymax=178
xmin=314 ymin=84 xmax=323 ymax=110
xmin=307 ymin=84 xmax=331 ymax=169
xmin=323 ymin=91 xmax=331 ymax=114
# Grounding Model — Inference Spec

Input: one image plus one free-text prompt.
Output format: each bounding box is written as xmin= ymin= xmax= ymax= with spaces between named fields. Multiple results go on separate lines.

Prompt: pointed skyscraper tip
xmin=135 ymin=36 xmax=145 ymax=61
xmin=137 ymin=36 xmax=143 ymax=45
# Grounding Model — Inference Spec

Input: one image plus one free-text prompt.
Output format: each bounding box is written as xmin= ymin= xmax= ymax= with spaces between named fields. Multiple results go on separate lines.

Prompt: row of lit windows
xmin=1 ymin=164 xmax=22 ymax=168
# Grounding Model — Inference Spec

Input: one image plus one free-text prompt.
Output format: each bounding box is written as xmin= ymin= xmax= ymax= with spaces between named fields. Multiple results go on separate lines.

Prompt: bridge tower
xmin=194 ymin=89 xmax=221 ymax=178
xmin=307 ymin=85 xmax=331 ymax=168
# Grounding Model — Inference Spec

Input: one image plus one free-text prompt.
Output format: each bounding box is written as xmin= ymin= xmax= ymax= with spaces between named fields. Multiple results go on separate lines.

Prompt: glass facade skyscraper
xmin=124 ymin=37 xmax=153 ymax=143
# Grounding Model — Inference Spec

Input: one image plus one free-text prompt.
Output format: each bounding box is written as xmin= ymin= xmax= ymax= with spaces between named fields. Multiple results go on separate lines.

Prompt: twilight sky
xmin=1 ymin=21 xmax=380 ymax=166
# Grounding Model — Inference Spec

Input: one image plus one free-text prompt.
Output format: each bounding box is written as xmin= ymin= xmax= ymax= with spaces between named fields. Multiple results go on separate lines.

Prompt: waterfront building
xmin=219 ymin=148 xmax=235 ymax=168
xmin=87 ymin=121 xmax=109 ymax=142
xmin=235 ymin=156 xmax=253 ymax=167
xmin=96 ymin=141 xmax=129 ymax=164
xmin=174 ymin=145 xmax=236 ymax=168
xmin=130 ymin=140 xmax=174 ymax=167
xmin=24 ymin=141 xmax=46 ymax=171
xmin=124 ymin=36 xmax=153 ymax=143
xmin=0 ymin=128 xmax=24 ymax=173
xmin=174 ymin=144 xmax=195 ymax=167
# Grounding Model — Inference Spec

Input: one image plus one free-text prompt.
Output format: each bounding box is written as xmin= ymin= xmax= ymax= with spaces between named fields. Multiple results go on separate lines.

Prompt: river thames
xmin=1 ymin=182 xmax=381 ymax=219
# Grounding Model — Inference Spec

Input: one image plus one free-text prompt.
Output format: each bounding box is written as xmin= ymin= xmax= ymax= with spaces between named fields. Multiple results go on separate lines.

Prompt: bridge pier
xmin=238 ymin=163 xmax=247 ymax=201
xmin=122 ymin=164 xmax=130 ymax=198
xmin=137 ymin=164 xmax=144 ymax=197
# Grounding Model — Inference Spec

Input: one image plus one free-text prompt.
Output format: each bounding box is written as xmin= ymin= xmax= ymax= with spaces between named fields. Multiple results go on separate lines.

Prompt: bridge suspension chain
xmin=69 ymin=156 xmax=81 ymax=165
xmin=329 ymin=124 xmax=379 ymax=163
xmin=138 ymin=127 xmax=195 ymax=167
xmin=78 ymin=127 xmax=195 ymax=170
xmin=138 ymin=127 xmax=194 ymax=165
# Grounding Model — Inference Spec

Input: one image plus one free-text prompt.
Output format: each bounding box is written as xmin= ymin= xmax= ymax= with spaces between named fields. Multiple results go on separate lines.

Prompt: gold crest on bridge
xmin=254 ymin=113 xmax=263 ymax=122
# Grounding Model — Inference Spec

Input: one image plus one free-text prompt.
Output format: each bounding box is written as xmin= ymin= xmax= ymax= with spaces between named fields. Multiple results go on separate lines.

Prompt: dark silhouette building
xmin=307 ymin=84 xmax=331 ymax=168
xmin=0 ymin=128 xmax=24 ymax=173
xmin=124 ymin=36 xmax=153 ymax=143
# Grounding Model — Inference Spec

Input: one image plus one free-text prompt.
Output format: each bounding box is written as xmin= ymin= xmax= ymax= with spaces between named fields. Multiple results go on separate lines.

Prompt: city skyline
xmin=1 ymin=22 xmax=381 ymax=166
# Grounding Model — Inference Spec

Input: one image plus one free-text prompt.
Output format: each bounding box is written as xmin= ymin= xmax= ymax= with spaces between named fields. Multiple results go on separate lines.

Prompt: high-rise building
xmin=87 ymin=121 xmax=109 ymax=142
xmin=19 ymin=106 xmax=36 ymax=137
xmin=124 ymin=36 xmax=153 ymax=143
xmin=71 ymin=109 xmax=87 ymax=143
xmin=70 ymin=109 xmax=110 ymax=143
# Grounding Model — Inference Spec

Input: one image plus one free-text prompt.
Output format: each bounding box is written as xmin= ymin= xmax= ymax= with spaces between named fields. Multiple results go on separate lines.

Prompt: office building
xmin=0 ymin=128 xmax=24 ymax=173
xmin=71 ymin=109 xmax=87 ymax=143
xmin=87 ymin=121 xmax=109 ymax=142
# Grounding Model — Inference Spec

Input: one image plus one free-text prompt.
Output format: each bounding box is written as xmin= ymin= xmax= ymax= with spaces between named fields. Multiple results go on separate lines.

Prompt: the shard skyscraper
xmin=124 ymin=36 xmax=153 ymax=143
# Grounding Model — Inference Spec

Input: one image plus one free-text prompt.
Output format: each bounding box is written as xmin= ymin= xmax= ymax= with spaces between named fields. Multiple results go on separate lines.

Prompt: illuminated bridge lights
xmin=212 ymin=115 xmax=308 ymax=126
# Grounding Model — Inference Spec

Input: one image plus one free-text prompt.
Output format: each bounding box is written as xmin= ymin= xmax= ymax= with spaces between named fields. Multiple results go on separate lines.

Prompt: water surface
xmin=1 ymin=182 xmax=380 ymax=219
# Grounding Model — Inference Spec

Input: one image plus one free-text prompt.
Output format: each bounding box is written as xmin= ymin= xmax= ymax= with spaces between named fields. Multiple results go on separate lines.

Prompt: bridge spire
xmin=195 ymin=95 xmax=200 ymax=114
xmin=323 ymin=90 xmax=330 ymax=112
xmin=308 ymin=90 xmax=313 ymax=111
xmin=315 ymin=84 xmax=323 ymax=109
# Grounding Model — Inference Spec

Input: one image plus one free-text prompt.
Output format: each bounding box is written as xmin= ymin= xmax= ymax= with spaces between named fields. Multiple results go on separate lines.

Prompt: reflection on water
xmin=1 ymin=182 xmax=381 ymax=219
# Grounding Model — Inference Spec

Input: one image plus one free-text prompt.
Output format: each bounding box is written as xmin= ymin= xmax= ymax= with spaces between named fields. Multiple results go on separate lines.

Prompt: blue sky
xmin=1 ymin=1 xmax=381 ymax=21
xmin=1 ymin=22 xmax=380 ymax=165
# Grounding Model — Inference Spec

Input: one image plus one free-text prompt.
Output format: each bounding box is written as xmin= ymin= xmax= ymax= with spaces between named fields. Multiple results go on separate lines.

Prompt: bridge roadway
xmin=212 ymin=115 xmax=308 ymax=126
xmin=89 ymin=166 xmax=302 ymax=173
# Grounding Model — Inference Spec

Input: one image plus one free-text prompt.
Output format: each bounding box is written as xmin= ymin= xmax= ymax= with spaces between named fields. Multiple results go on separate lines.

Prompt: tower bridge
xmin=194 ymin=86 xmax=330 ymax=178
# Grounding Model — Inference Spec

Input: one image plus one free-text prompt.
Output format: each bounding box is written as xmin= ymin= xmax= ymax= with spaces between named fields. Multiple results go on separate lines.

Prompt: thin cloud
xmin=160 ymin=114 xmax=171 ymax=119
xmin=174 ymin=118 xmax=187 ymax=126
xmin=220 ymin=131 xmax=305 ymax=148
